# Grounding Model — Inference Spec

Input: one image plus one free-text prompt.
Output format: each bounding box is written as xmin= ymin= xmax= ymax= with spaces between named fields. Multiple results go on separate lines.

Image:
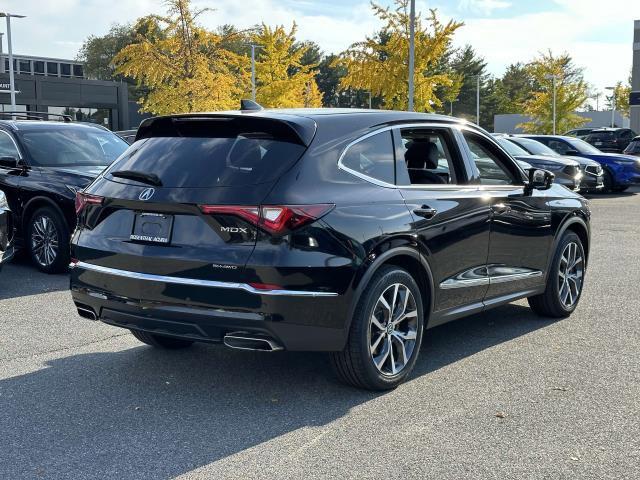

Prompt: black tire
xmin=330 ymin=266 xmax=425 ymax=390
xmin=602 ymin=170 xmax=614 ymax=193
xmin=130 ymin=329 xmax=194 ymax=349
xmin=528 ymin=232 xmax=585 ymax=318
xmin=27 ymin=206 xmax=69 ymax=274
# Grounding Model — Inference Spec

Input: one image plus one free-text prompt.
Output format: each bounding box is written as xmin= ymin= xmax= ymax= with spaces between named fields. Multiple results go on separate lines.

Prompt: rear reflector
xmin=75 ymin=192 xmax=103 ymax=215
xmin=199 ymin=204 xmax=334 ymax=235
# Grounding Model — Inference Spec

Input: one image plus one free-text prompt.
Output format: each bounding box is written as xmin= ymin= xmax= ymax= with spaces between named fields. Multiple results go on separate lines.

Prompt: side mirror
xmin=525 ymin=168 xmax=554 ymax=193
xmin=0 ymin=156 xmax=19 ymax=169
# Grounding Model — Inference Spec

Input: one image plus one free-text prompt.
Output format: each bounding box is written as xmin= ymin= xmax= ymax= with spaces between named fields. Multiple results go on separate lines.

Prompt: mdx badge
xmin=220 ymin=226 xmax=248 ymax=233
xmin=139 ymin=188 xmax=155 ymax=201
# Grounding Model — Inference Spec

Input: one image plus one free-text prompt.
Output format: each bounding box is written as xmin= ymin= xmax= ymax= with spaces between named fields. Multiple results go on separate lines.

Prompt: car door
xmin=459 ymin=129 xmax=552 ymax=305
xmin=0 ymin=129 xmax=26 ymax=218
xmin=392 ymin=125 xmax=492 ymax=325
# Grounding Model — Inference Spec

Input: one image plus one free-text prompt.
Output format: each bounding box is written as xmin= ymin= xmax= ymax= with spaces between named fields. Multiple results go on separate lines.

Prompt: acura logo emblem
xmin=139 ymin=187 xmax=155 ymax=201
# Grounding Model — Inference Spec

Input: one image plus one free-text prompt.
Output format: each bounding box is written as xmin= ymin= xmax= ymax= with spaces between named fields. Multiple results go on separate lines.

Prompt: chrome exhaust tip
xmin=76 ymin=305 xmax=97 ymax=321
xmin=223 ymin=332 xmax=283 ymax=352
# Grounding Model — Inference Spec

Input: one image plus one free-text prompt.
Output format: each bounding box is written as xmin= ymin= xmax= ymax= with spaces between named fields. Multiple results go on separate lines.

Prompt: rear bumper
xmin=70 ymin=262 xmax=350 ymax=351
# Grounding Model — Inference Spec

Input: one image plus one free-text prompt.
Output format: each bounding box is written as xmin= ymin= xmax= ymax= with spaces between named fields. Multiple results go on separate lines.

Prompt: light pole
xmin=248 ymin=44 xmax=263 ymax=102
xmin=407 ymin=0 xmax=415 ymax=111
xmin=593 ymin=91 xmax=601 ymax=111
xmin=0 ymin=13 xmax=26 ymax=113
xmin=476 ymin=74 xmax=480 ymax=124
xmin=545 ymin=73 xmax=557 ymax=134
xmin=605 ymin=86 xmax=615 ymax=127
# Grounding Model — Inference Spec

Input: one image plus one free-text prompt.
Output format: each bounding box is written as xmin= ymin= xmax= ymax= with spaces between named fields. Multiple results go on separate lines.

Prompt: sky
xmin=0 ymin=0 xmax=638 ymax=99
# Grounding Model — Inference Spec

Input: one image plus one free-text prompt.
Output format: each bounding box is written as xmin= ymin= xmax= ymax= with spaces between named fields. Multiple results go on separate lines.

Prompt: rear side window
xmin=340 ymin=131 xmax=395 ymax=185
xmin=587 ymin=131 xmax=614 ymax=141
xmin=106 ymin=121 xmax=307 ymax=188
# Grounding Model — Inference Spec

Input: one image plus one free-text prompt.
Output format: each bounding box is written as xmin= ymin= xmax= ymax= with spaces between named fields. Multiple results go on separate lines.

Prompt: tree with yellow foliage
xmin=252 ymin=23 xmax=323 ymax=108
xmin=334 ymin=0 xmax=463 ymax=112
xmin=518 ymin=51 xmax=590 ymax=134
xmin=113 ymin=0 xmax=249 ymax=115
xmin=611 ymin=80 xmax=631 ymax=118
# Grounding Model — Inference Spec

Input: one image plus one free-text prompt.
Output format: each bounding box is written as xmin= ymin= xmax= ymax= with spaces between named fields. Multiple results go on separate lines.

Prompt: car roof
xmin=0 ymin=120 xmax=109 ymax=132
xmin=589 ymin=127 xmax=624 ymax=132
xmin=139 ymin=108 xmax=472 ymax=147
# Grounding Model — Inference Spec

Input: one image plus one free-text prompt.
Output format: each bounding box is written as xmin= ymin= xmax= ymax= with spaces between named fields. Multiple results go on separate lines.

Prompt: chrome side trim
xmin=71 ymin=261 xmax=338 ymax=297
xmin=439 ymin=270 xmax=543 ymax=289
xmin=489 ymin=271 xmax=543 ymax=284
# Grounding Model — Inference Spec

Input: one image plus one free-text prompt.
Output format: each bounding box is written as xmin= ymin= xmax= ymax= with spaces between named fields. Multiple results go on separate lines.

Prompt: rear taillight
xmin=75 ymin=192 xmax=103 ymax=215
xmin=199 ymin=204 xmax=334 ymax=235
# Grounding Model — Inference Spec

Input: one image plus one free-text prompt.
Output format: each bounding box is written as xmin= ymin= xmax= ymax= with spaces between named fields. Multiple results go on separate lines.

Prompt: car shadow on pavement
xmin=0 ymin=303 xmax=550 ymax=479
xmin=0 ymin=256 xmax=68 ymax=301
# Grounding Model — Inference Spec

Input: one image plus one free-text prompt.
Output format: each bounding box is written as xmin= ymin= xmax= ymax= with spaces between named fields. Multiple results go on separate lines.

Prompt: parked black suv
xmin=584 ymin=128 xmax=636 ymax=153
xmin=0 ymin=114 xmax=129 ymax=272
xmin=0 ymin=189 xmax=14 ymax=271
xmin=70 ymin=109 xmax=591 ymax=390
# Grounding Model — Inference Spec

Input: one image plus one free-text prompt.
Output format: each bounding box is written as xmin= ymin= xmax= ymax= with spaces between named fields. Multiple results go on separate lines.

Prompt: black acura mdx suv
xmin=70 ymin=109 xmax=591 ymax=390
xmin=0 ymin=119 xmax=128 ymax=272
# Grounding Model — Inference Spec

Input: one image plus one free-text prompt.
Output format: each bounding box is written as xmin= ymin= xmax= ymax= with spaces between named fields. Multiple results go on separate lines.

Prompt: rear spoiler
xmin=136 ymin=113 xmax=317 ymax=147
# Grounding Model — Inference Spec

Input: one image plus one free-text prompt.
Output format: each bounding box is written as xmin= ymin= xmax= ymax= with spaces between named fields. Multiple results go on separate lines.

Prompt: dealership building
xmin=0 ymin=53 xmax=144 ymax=130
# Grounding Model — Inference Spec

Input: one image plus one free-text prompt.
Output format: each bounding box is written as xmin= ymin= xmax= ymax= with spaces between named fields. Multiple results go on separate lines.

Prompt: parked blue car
xmin=523 ymin=135 xmax=640 ymax=192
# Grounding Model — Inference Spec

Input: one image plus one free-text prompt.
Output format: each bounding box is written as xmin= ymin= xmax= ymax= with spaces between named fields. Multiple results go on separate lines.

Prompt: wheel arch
xmin=547 ymin=214 xmax=590 ymax=278
xmin=345 ymin=246 xmax=435 ymax=341
xmin=22 ymin=196 xmax=71 ymax=235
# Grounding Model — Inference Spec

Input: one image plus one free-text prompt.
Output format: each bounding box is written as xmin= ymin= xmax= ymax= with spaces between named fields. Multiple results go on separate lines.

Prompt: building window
xmin=60 ymin=63 xmax=71 ymax=77
xmin=72 ymin=64 xmax=84 ymax=78
xmin=46 ymin=62 xmax=58 ymax=76
xmin=4 ymin=59 xmax=17 ymax=73
xmin=34 ymin=61 xmax=45 ymax=75
xmin=48 ymin=106 xmax=112 ymax=129
xmin=19 ymin=60 xmax=31 ymax=74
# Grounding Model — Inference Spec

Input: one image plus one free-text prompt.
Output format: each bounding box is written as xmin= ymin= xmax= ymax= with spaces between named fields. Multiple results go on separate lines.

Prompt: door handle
xmin=413 ymin=206 xmax=438 ymax=219
xmin=491 ymin=203 xmax=511 ymax=215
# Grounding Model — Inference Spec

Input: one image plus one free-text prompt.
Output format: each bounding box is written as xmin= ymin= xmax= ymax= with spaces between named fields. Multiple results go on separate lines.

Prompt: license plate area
xmin=130 ymin=213 xmax=174 ymax=244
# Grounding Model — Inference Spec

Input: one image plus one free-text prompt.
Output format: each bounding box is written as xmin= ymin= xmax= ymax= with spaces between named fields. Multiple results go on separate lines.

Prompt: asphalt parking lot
xmin=0 ymin=187 xmax=639 ymax=480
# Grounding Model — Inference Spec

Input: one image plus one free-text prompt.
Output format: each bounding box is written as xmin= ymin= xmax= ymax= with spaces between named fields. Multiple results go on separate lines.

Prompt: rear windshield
xmin=106 ymin=120 xmax=307 ymax=188
xmin=20 ymin=128 xmax=128 ymax=167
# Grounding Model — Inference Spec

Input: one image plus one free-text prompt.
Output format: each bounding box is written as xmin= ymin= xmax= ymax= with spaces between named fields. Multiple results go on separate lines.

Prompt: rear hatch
xmin=73 ymin=115 xmax=315 ymax=284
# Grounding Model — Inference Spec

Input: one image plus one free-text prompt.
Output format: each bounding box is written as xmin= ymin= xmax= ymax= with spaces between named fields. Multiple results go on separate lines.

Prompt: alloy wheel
xmin=31 ymin=214 xmax=59 ymax=267
xmin=558 ymin=241 xmax=583 ymax=308
xmin=369 ymin=283 xmax=419 ymax=376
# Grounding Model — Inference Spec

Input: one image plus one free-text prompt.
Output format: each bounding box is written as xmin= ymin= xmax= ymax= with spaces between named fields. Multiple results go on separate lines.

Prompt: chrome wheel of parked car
xmin=370 ymin=283 xmax=418 ymax=376
xmin=31 ymin=214 xmax=59 ymax=268
xmin=558 ymin=241 xmax=583 ymax=309
xmin=28 ymin=206 xmax=70 ymax=274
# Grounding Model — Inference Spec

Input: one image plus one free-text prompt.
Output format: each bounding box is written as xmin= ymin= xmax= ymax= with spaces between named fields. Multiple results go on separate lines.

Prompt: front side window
xmin=396 ymin=128 xmax=458 ymax=185
xmin=341 ymin=131 xmax=395 ymax=185
xmin=463 ymin=132 xmax=517 ymax=185
xmin=0 ymin=131 xmax=20 ymax=158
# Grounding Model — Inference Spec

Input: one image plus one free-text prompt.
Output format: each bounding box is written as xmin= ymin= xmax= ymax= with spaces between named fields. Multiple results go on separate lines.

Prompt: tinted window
xmin=587 ymin=131 xmax=615 ymax=141
xmin=624 ymin=140 xmax=640 ymax=154
xmin=60 ymin=63 xmax=71 ymax=76
xmin=464 ymin=133 xmax=516 ymax=185
xmin=107 ymin=130 xmax=307 ymax=188
xmin=497 ymin=138 xmax=529 ymax=157
xmin=0 ymin=131 xmax=20 ymax=157
xmin=19 ymin=128 xmax=128 ymax=167
xmin=34 ymin=61 xmax=45 ymax=75
xmin=46 ymin=62 xmax=58 ymax=75
xmin=341 ymin=131 xmax=395 ymax=184
xmin=511 ymin=137 xmax=559 ymax=156
xmin=73 ymin=64 xmax=84 ymax=77
xmin=566 ymin=138 xmax=601 ymax=154
xmin=19 ymin=60 xmax=31 ymax=74
xmin=546 ymin=139 xmax=573 ymax=155
xmin=397 ymin=128 xmax=458 ymax=185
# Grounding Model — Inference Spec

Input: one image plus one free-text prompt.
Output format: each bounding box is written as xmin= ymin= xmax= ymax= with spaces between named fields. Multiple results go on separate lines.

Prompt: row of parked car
xmin=0 ymin=108 xmax=638 ymax=389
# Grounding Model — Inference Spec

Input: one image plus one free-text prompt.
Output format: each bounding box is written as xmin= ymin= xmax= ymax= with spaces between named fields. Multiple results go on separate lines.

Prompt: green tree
xmin=518 ymin=51 xmax=590 ymax=134
xmin=609 ymin=78 xmax=631 ymax=118
xmin=498 ymin=63 xmax=534 ymax=113
xmin=252 ymin=23 xmax=322 ymax=108
xmin=335 ymin=0 xmax=463 ymax=111
xmin=77 ymin=24 xmax=138 ymax=81
xmin=113 ymin=0 xmax=249 ymax=114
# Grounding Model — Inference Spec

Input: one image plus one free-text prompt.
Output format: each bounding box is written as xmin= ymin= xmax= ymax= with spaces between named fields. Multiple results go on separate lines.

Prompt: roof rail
xmin=0 ymin=111 xmax=73 ymax=122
